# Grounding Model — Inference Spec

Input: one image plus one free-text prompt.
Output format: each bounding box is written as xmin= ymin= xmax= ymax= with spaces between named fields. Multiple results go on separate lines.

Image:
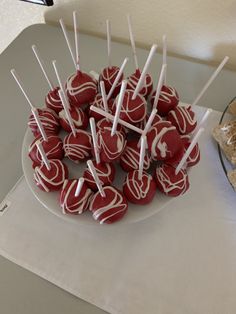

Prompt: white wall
xmin=0 ymin=0 xmax=46 ymax=53
xmin=1 ymin=0 xmax=236 ymax=69
xmin=45 ymin=0 xmax=236 ymax=69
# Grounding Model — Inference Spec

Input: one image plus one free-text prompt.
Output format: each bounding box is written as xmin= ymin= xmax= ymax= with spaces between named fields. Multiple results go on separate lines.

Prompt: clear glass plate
xmin=22 ymin=128 xmax=176 ymax=226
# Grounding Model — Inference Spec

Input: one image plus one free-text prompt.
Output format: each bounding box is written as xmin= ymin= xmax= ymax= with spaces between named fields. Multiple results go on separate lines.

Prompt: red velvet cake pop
xmin=89 ymin=186 xmax=128 ymax=224
xmin=63 ymin=130 xmax=92 ymax=163
xmin=123 ymin=170 xmax=156 ymax=205
xmin=45 ymin=87 xmax=63 ymax=113
xmin=96 ymin=118 xmax=126 ymax=136
xmin=34 ymin=159 xmax=68 ymax=192
xmin=112 ymin=90 xmax=147 ymax=124
xmin=65 ymin=70 xmax=97 ymax=107
xmin=150 ymin=85 xmax=179 ymax=117
xmin=136 ymin=112 xmax=162 ymax=130
xmin=83 ymin=160 xmax=116 ymax=191
xmin=29 ymin=134 xmax=64 ymax=167
xmin=97 ymin=127 xmax=126 ymax=163
xmin=164 ymin=144 xmax=185 ymax=167
xmin=127 ymin=69 xmax=153 ymax=98
xmin=59 ymin=106 xmax=88 ymax=132
xmin=28 ymin=108 xmax=60 ymax=137
xmin=136 ymin=114 xmax=148 ymax=130
xmin=151 ymin=114 xmax=163 ymax=128
xmin=181 ymin=135 xmax=200 ymax=168
xmin=89 ymin=94 xmax=113 ymax=121
xmin=59 ymin=179 xmax=93 ymax=214
xmin=99 ymin=66 xmax=123 ymax=99
xmin=167 ymin=105 xmax=197 ymax=135
xmin=120 ymin=139 xmax=151 ymax=172
xmin=146 ymin=121 xmax=184 ymax=161
xmin=155 ymin=164 xmax=189 ymax=196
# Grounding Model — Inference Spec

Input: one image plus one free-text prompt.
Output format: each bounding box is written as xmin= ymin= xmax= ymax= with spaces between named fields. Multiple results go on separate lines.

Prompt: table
xmin=0 ymin=23 xmax=235 ymax=314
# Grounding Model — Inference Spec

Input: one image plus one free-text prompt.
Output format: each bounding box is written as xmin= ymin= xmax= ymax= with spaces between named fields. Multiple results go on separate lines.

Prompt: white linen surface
xmin=0 ymin=106 xmax=236 ymax=314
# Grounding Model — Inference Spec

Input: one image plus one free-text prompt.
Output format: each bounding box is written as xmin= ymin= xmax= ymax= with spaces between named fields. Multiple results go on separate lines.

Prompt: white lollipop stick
xmin=132 ymin=44 xmax=158 ymax=99
xmin=197 ymin=108 xmax=212 ymax=129
xmin=90 ymin=106 xmax=142 ymax=134
xmin=73 ymin=11 xmax=80 ymax=70
xmin=32 ymin=45 xmax=54 ymax=91
xmin=36 ymin=140 xmax=51 ymax=170
xmin=100 ymin=81 xmax=109 ymax=113
xmin=87 ymin=160 xmax=105 ymax=197
xmin=58 ymin=89 xmax=76 ymax=137
xmin=175 ymin=127 xmax=204 ymax=174
xmin=143 ymin=108 xmax=158 ymax=135
xmin=106 ymin=19 xmax=111 ymax=68
xmin=52 ymin=60 xmax=69 ymax=106
xmin=31 ymin=107 xmax=48 ymax=142
xmin=137 ymin=108 xmax=158 ymax=148
xmin=11 ymin=69 xmax=34 ymax=109
xmin=107 ymin=57 xmax=129 ymax=100
xmin=162 ymin=35 xmax=167 ymax=85
xmin=60 ymin=18 xmax=77 ymax=70
xmin=111 ymin=80 xmax=127 ymax=136
xmin=153 ymin=64 xmax=167 ymax=109
xmin=192 ymin=56 xmax=229 ymax=107
xmin=138 ymin=135 xmax=147 ymax=180
xmin=127 ymin=14 xmax=139 ymax=70
xmin=90 ymin=117 xmax=100 ymax=164
xmin=75 ymin=177 xmax=84 ymax=197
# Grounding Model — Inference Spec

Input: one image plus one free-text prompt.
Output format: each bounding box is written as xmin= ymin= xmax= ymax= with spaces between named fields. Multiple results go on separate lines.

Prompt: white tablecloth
xmin=0 ymin=106 xmax=236 ymax=314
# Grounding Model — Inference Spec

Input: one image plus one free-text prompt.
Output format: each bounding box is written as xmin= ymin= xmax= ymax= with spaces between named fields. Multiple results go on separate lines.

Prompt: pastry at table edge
xmin=227 ymin=169 xmax=236 ymax=190
xmin=228 ymin=100 xmax=236 ymax=116
xmin=212 ymin=120 xmax=236 ymax=165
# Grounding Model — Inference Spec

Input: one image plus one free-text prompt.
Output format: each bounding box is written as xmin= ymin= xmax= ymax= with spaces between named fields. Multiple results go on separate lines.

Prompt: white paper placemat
xmin=0 ymin=106 xmax=236 ymax=314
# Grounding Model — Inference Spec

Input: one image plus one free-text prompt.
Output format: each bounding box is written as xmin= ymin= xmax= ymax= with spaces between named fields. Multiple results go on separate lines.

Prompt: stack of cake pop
xmin=11 ymin=11 xmax=229 ymax=225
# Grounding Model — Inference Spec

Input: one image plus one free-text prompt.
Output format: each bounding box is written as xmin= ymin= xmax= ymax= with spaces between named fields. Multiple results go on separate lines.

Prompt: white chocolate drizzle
xmin=90 ymin=94 xmax=112 ymax=114
xmin=127 ymin=72 xmax=152 ymax=96
xmin=169 ymin=106 xmax=196 ymax=134
xmin=84 ymin=162 xmax=113 ymax=185
xmin=28 ymin=109 xmax=59 ymax=134
xmin=59 ymin=107 xmax=84 ymax=128
xmin=90 ymin=186 xmax=127 ymax=224
xmin=158 ymin=86 xmax=179 ymax=104
xmin=124 ymin=170 xmax=154 ymax=200
xmin=120 ymin=142 xmax=151 ymax=170
xmin=60 ymin=179 xmax=93 ymax=214
xmin=63 ymin=131 xmax=92 ymax=162
xmin=101 ymin=66 xmax=121 ymax=86
xmin=155 ymin=165 xmax=188 ymax=195
xmin=150 ymin=125 xmax=176 ymax=159
xmin=182 ymin=137 xmax=200 ymax=166
xmin=34 ymin=160 xmax=66 ymax=192
xmin=66 ymin=72 xmax=97 ymax=102
xmin=97 ymin=127 xmax=126 ymax=161
xmin=114 ymin=90 xmax=147 ymax=123
xmin=186 ymin=144 xmax=200 ymax=166
xmin=29 ymin=135 xmax=62 ymax=162
xmin=46 ymin=89 xmax=62 ymax=111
